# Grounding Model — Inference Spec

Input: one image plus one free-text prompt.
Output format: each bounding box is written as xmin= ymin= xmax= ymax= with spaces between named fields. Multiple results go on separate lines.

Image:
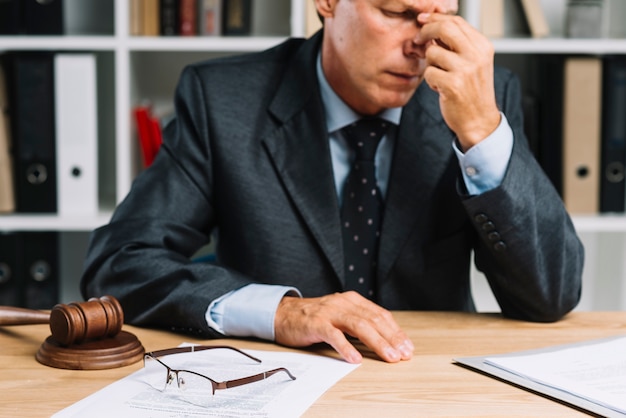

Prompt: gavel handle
xmin=0 ymin=306 xmax=51 ymax=325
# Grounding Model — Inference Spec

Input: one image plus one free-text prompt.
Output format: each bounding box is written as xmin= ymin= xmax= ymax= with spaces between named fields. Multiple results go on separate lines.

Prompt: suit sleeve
xmin=462 ymin=71 xmax=584 ymax=322
xmin=80 ymin=66 xmax=253 ymax=337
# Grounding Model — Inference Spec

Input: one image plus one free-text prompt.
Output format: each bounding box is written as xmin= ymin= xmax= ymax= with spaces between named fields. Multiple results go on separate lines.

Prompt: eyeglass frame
xmin=143 ymin=345 xmax=297 ymax=396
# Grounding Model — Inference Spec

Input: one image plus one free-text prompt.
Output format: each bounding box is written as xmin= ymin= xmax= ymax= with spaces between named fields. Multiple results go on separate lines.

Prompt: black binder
xmin=23 ymin=0 xmax=64 ymax=35
xmin=528 ymin=54 xmax=565 ymax=195
xmin=0 ymin=0 xmax=21 ymax=35
xmin=4 ymin=52 xmax=58 ymax=213
xmin=20 ymin=231 xmax=59 ymax=310
xmin=0 ymin=232 xmax=20 ymax=306
xmin=600 ymin=55 xmax=626 ymax=213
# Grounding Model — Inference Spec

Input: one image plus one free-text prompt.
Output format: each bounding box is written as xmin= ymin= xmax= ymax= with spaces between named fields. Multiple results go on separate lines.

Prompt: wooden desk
xmin=1 ymin=311 xmax=625 ymax=417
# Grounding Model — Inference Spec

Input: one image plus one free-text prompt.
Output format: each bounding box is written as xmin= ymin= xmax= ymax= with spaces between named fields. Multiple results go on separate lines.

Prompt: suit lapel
xmin=261 ymin=33 xmax=346 ymax=284
xmin=378 ymin=84 xmax=457 ymax=281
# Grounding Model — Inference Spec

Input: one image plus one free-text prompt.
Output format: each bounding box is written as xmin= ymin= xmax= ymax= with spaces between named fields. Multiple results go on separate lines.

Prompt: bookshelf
xmin=0 ymin=0 xmax=299 ymax=303
xmin=1 ymin=0 xmax=625 ymax=310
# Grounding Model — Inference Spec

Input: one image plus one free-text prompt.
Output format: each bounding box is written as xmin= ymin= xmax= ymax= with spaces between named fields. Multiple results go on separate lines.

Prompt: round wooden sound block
xmin=36 ymin=331 xmax=145 ymax=370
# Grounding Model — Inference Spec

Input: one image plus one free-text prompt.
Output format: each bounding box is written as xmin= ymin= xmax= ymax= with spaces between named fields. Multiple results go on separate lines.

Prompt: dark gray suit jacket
xmin=81 ymin=32 xmax=583 ymax=337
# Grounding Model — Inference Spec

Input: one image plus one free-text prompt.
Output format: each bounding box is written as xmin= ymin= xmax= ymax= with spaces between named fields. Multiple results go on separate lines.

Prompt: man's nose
xmin=404 ymin=27 xmax=428 ymax=58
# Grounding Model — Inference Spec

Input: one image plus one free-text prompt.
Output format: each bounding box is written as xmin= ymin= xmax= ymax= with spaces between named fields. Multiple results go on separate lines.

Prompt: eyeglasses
xmin=141 ymin=345 xmax=296 ymax=407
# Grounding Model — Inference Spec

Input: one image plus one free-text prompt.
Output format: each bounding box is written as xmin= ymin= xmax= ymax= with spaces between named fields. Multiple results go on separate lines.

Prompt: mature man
xmin=82 ymin=0 xmax=583 ymax=364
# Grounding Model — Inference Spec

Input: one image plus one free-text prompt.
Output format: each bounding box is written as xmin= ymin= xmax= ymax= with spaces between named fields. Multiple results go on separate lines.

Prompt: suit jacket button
xmin=482 ymin=221 xmax=495 ymax=232
xmin=494 ymin=241 xmax=507 ymax=252
xmin=474 ymin=213 xmax=489 ymax=223
xmin=488 ymin=231 xmax=501 ymax=241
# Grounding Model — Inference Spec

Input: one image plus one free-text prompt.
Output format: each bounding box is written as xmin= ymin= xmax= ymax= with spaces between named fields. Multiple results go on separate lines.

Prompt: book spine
xmin=198 ymin=0 xmax=221 ymax=36
xmin=222 ymin=0 xmax=252 ymax=36
xmin=179 ymin=0 xmax=198 ymax=36
xmin=129 ymin=0 xmax=145 ymax=36
xmin=143 ymin=0 xmax=161 ymax=36
xmin=161 ymin=0 xmax=179 ymax=36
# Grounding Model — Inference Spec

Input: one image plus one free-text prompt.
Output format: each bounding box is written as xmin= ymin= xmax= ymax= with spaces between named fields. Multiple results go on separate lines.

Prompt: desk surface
xmin=1 ymin=311 xmax=625 ymax=417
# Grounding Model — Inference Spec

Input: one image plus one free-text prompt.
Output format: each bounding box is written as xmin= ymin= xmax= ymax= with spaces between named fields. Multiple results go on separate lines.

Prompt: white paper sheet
xmin=485 ymin=336 xmax=626 ymax=415
xmin=53 ymin=345 xmax=359 ymax=418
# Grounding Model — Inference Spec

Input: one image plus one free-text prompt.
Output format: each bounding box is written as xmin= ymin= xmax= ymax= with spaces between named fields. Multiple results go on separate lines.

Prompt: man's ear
xmin=315 ymin=0 xmax=336 ymax=20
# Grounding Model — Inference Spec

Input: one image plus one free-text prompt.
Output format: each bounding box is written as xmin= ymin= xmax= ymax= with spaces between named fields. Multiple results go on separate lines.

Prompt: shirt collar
xmin=316 ymin=52 xmax=402 ymax=134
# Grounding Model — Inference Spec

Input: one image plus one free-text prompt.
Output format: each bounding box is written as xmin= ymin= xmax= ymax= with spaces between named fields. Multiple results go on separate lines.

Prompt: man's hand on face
xmin=274 ymin=291 xmax=414 ymax=364
xmin=416 ymin=12 xmax=501 ymax=152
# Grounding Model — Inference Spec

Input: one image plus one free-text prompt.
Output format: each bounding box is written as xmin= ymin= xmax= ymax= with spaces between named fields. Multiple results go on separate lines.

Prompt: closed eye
xmin=382 ymin=9 xmax=418 ymax=20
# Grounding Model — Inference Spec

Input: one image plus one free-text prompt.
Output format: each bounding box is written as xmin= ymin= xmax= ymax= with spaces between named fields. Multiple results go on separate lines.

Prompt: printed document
xmin=53 ymin=346 xmax=359 ymax=418
xmin=484 ymin=336 xmax=626 ymax=415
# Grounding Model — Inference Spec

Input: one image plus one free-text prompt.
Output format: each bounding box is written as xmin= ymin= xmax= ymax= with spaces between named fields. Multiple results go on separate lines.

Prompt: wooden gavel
xmin=0 ymin=295 xmax=124 ymax=346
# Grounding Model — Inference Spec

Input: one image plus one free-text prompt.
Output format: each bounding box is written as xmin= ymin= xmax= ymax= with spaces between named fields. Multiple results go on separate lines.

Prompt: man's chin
xmin=378 ymin=86 xmax=421 ymax=109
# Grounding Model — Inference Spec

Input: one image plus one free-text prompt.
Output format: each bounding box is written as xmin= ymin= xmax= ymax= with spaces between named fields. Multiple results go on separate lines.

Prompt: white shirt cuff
xmin=452 ymin=112 xmax=514 ymax=195
xmin=205 ymin=283 xmax=301 ymax=341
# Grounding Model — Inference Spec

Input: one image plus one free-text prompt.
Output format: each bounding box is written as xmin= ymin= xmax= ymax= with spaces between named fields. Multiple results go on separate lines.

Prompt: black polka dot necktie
xmin=340 ymin=118 xmax=388 ymax=300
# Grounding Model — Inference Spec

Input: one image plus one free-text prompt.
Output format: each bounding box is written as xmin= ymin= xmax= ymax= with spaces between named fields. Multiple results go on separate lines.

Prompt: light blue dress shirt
xmin=206 ymin=54 xmax=514 ymax=340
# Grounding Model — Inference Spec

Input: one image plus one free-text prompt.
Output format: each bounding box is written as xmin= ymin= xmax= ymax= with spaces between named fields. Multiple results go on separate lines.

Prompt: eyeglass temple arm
xmin=147 ymin=345 xmax=262 ymax=363
xmin=215 ymin=367 xmax=297 ymax=391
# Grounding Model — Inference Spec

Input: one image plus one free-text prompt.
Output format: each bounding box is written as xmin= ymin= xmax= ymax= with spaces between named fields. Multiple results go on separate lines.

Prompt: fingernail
xmin=405 ymin=339 xmax=415 ymax=351
xmin=418 ymin=12 xmax=430 ymax=22
xmin=385 ymin=347 xmax=401 ymax=361
xmin=397 ymin=343 xmax=413 ymax=358
xmin=347 ymin=351 xmax=362 ymax=364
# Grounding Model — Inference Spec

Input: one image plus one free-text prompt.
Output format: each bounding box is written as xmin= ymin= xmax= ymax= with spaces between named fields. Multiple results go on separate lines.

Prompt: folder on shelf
xmin=562 ymin=57 xmax=602 ymax=214
xmin=519 ymin=0 xmax=549 ymax=38
xmin=0 ymin=232 xmax=20 ymax=306
xmin=0 ymin=64 xmax=15 ymax=214
xmin=0 ymin=231 xmax=59 ymax=309
xmin=532 ymin=55 xmax=565 ymax=195
xmin=20 ymin=231 xmax=59 ymax=310
xmin=22 ymin=0 xmax=64 ymax=35
xmin=54 ymin=53 xmax=99 ymax=216
xmin=600 ymin=56 xmax=626 ymax=213
xmin=4 ymin=52 xmax=58 ymax=213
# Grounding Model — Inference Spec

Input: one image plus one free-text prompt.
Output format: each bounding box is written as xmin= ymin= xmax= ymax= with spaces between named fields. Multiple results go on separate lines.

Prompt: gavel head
xmin=49 ymin=295 xmax=124 ymax=346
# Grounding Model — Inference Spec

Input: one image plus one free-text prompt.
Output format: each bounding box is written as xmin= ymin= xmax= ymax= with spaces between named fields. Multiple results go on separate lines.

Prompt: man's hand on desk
xmin=274 ymin=291 xmax=414 ymax=364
